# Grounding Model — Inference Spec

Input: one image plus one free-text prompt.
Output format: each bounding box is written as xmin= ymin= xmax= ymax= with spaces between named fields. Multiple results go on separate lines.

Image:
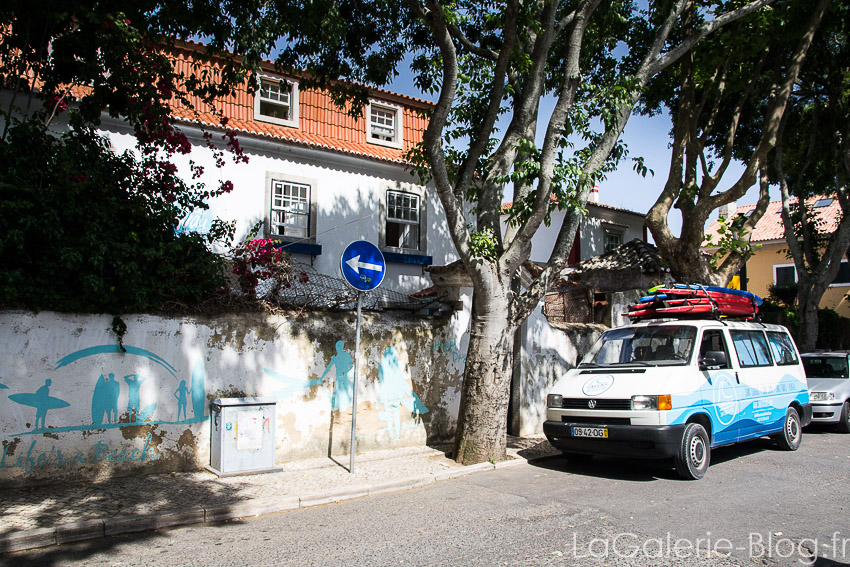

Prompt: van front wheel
xmin=674 ymin=423 xmax=710 ymax=480
xmin=774 ymin=407 xmax=802 ymax=450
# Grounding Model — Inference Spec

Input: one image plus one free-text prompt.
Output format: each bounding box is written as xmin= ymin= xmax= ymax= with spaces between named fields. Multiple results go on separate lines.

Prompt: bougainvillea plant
xmin=230 ymin=237 xmax=310 ymax=299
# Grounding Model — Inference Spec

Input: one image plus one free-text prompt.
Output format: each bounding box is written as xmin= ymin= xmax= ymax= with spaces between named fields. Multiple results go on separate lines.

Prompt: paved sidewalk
xmin=0 ymin=436 xmax=558 ymax=554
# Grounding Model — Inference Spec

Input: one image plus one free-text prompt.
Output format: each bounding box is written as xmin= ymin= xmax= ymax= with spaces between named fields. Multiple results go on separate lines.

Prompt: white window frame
xmin=603 ymin=228 xmax=623 ymax=253
xmin=830 ymin=259 xmax=850 ymax=287
xmin=254 ymin=75 xmax=299 ymax=128
xmin=269 ymin=180 xmax=311 ymax=239
xmin=367 ymin=100 xmax=403 ymax=149
xmin=773 ymin=263 xmax=797 ymax=286
xmin=385 ymin=190 xmax=421 ymax=251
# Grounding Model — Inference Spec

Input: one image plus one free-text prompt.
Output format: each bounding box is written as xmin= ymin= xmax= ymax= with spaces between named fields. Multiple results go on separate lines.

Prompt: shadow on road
xmin=526 ymin=435 xmax=794 ymax=482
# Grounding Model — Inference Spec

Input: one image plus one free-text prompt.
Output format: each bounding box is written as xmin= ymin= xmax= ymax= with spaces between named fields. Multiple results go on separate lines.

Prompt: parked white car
xmin=801 ymin=352 xmax=850 ymax=433
xmin=544 ymin=319 xmax=811 ymax=480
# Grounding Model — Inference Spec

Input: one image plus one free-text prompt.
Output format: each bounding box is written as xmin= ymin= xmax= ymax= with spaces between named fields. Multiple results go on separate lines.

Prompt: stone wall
xmin=0 ymin=303 xmax=470 ymax=487
xmin=0 ymin=295 xmax=600 ymax=487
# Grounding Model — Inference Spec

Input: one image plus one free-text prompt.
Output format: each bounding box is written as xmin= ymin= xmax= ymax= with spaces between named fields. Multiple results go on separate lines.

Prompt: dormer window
xmin=367 ymin=101 xmax=403 ymax=148
xmin=254 ymin=76 xmax=299 ymax=127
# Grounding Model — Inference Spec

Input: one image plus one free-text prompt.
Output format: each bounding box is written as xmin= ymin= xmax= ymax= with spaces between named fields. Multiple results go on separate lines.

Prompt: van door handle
xmin=734 ymin=372 xmax=740 ymax=384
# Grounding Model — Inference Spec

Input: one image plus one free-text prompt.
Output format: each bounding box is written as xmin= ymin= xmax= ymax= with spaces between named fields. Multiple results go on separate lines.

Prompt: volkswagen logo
xmin=588 ymin=400 xmax=597 ymax=409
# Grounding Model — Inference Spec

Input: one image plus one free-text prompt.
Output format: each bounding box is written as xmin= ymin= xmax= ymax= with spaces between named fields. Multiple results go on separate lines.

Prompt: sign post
xmin=339 ymin=241 xmax=386 ymax=473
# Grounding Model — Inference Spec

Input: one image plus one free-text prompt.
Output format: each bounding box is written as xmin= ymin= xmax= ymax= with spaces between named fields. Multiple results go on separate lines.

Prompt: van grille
xmin=559 ymin=398 xmax=631 ymax=410
xmin=562 ymin=416 xmax=631 ymax=426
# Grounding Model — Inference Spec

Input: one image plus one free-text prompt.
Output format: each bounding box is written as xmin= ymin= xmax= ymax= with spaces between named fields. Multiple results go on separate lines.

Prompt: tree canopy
xmin=772 ymin=0 xmax=850 ymax=351
xmin=642 ymin=0 xmax=829 ymax=286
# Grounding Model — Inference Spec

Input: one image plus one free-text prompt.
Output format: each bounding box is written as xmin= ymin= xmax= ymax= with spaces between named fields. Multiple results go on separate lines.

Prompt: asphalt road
xmin=3 ymin=426 xmax=848 ymax=567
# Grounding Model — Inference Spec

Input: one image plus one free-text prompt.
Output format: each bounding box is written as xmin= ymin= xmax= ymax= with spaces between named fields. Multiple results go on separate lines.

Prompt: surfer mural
xmin=9 ymin=379 xmax=70 ymax=430
xmin=319 ymin=340 xmax=355 ymax=410
xmin=377 ymin=346 xmax=429 ymax=441
xmin=5 ymin=346 xmax=209 ymax=437
xmin=92 ymin=373 xmax=120 ymax=425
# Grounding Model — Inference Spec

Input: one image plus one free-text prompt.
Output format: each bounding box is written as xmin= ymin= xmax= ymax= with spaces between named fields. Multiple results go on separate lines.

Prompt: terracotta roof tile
xmin=569 ymin=239 xmax=669 ymax=274
xmin=703 ymin=197 xmax=843 ymax=245
xmin=166 ymin=44 xmax=430 ymax=166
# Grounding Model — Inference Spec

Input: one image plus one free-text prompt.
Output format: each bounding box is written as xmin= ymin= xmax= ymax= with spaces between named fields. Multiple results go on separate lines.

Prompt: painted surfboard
xmin=9 ymin=392 xmax=70 ymax=410
xmin=136 ymin=402 xmax=157 ymax=422
xmin=191 ymin=360 xmax=206 ymax=419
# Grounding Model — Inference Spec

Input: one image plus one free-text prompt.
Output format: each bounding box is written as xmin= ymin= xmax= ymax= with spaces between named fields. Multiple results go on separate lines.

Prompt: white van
xmin=543 ymin=319 xmax=811 ymax=479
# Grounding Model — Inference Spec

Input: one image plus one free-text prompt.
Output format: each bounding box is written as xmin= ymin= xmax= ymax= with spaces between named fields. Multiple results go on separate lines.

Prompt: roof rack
xmin=624 ymin=285 xmax=763 ymax=322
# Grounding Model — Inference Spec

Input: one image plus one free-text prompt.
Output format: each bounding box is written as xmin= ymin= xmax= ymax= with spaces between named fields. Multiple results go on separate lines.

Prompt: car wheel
xmin=775 ymin=407 xmax=802 ymax=450
xmin=838 ymin=401 xmax=850 ymax=434
xmin=562 ymin=452 xmax=593 ymax=463
xmin=674 ymin=422 xmax=710 ymax=480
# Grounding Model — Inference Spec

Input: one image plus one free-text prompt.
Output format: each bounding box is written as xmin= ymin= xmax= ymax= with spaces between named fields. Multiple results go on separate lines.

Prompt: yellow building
xmin=703 ymin=198 xmax=850 ymax=317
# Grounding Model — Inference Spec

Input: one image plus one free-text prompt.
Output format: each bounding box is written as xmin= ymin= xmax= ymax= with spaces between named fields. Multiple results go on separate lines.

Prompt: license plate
xmin=571 ymin=427 xmax=608 ymax=438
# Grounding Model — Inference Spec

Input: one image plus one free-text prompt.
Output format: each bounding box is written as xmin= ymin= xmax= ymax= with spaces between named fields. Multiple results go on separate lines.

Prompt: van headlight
xmin=810 ymin=392 xmax=834 ymax=401
xmin=547 ymin=394 xmax=564 ymax=408
xmin=631 ymin=394 xmax=672 ymax=411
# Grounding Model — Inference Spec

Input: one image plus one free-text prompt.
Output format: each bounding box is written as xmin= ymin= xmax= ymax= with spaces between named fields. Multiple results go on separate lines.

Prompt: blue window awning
xmin=382 ymin=251 xmax=433 ymax=266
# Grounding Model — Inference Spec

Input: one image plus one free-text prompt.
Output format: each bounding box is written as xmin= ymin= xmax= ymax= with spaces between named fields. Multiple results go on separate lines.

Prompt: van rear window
xmin=766 ymin=331 xmax=799 ymax=366
xmin=730 ymin=330 xmax=772 ymax=367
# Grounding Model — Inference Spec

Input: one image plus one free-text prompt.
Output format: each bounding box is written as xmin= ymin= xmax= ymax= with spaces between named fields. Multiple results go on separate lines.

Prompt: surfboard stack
xmin=624 ymin=284 xmax=763 ymax=320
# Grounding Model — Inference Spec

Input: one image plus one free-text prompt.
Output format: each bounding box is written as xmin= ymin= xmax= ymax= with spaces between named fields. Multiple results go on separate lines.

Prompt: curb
xmin=0 ymin=452 xmax=551 ymax=554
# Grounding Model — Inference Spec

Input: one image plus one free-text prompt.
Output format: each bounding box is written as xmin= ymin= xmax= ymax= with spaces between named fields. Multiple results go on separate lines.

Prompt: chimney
xmin=719 ymin=201 xmax=737 ymax=219
xmin=590 ymin=184 xmax=600 ymax=203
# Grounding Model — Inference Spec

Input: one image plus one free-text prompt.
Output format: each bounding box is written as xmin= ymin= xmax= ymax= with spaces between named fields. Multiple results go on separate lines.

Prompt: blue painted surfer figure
xmin=174 ymin=380 xmax=191 ymax=421
xmin=319 ymin=340 xmax=354 ymax=410
xmin=34 ymin=379 xmax=51 ymax=429
xmin=124 ymin=374 xmax=146 ymax=421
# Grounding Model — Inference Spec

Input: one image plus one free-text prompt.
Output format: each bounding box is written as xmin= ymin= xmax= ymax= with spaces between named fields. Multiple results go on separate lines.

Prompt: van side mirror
xmin=700 ymin=350 xmax=727 ymax=370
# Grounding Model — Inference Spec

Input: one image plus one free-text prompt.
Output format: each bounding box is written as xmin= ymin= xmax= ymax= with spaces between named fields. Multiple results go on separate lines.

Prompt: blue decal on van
xmin=582 ymin=375 xmax=614 ymax=396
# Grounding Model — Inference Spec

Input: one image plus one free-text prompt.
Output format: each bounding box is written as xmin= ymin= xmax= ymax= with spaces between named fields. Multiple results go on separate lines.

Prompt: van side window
xmin=730 ymin=330 xmax=773 ymax=367
xmin=699 ymin=329 xmax=730 ymax=368
xmin=766 ymin=331 xmax=799 ymax=366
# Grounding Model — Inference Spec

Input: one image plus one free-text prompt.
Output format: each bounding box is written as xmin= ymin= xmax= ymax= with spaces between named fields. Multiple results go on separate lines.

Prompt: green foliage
xmin=767 ymin=282 xmax=799 ymax=310
xmin=816 ymin=308 xmax=843 ymax=350
xmin=0 ymin=120 xmax=226 ymax=313
xmin=468 ymin=227 xmax=498 ymax=260
xmin=705 ymin=214 xmax=761 ymax=269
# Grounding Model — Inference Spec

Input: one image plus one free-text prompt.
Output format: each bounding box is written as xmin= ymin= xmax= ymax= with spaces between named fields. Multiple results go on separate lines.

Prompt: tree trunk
xmin=797 ymin=292 xmax=819 ymax=353
xmin=654 ymin=240 xmax=726 ymax=286
xmin=796 ymin=276 xmax=829 ymax=352
xmin=453 ymin=268 xmax=516 ymax=465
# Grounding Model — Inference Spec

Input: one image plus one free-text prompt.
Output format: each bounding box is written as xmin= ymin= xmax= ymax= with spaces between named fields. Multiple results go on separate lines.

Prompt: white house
xmin=91 ymin=41 xmax=457 ymax=296
xmin=501 ymin=187 xmax=648 ymax=266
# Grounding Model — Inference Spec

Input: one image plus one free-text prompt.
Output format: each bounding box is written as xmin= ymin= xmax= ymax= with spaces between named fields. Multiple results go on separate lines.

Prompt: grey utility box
xmin=207 ymin=397 xmax=281 ymax=477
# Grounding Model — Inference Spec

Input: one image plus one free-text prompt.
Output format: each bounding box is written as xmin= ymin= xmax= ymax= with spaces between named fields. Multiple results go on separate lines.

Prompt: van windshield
xmin=580 ymin=325 xmax=697 ymax=367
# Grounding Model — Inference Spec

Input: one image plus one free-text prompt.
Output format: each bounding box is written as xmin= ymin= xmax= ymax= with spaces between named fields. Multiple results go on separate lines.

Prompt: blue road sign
xmin=340 ymin=240 xmax=386 ymax=292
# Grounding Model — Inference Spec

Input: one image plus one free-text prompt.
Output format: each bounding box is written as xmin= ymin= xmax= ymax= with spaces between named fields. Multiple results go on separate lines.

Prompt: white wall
xmin=101 ymin=120 xmax=458 ymax=295
xmin=517 ymin=305 xmax=604 ymax=436
xmin=502 ymin=204 xmax=645 ymax=265
xmin=0 ymin=308 xmax=470 ymax=487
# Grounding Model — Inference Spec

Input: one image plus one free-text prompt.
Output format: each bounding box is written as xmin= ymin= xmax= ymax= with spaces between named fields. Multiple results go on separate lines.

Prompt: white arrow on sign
xmin=345 ymin=255 xmax=384 ymax=274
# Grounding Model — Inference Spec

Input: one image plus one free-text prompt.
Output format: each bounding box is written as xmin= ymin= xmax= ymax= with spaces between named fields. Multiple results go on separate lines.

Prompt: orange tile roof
xmin=703 ymin=197 xmax=843 ymax=244
xmin=167 ymin=43 xmax=432 ymax=166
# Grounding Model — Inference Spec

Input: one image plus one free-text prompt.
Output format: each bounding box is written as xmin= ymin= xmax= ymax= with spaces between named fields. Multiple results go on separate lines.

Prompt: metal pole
xmin=349 ymin=291 xmax=362 ymax=473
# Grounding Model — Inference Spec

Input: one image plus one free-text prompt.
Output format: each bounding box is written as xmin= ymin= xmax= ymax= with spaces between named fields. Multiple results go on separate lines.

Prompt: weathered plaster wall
xmin=516 ymin=307 xmax=604 ymax=436
xmin=0 ymin=304 xmax=470 ymax=487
